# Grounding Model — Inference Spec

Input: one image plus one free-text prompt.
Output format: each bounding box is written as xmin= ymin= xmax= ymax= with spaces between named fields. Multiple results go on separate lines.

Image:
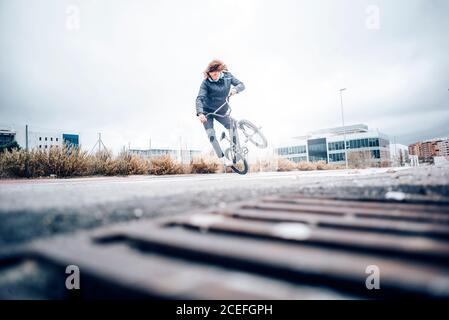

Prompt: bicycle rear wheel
xmin=238 ymin=119 xmax=268 ymax=149
xmin=224 ymin=148 xmax=248 ymax=175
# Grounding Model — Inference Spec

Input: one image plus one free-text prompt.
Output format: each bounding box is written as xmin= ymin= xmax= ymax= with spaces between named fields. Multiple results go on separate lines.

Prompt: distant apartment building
xmin=408 ymin=143 xmax=420 ymax=159
xmin=0 ymin=125 xmax=80 ymax=150
xmin=130 ymin=148 xmax=202 ymax=164
xmin=437 ymin=140 xmax=449 ymax=157
xmin=275 ymin=124 xmax=390 ymax=166
xmin=408 ymin=137 xmax=449 ymax=163
xmin=422 ymin=141 xmax=439 ymax=159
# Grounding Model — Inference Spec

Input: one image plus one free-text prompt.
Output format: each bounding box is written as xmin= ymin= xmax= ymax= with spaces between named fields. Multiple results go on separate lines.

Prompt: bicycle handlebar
xmin=203 ymin=96 xmax=232 ymax=118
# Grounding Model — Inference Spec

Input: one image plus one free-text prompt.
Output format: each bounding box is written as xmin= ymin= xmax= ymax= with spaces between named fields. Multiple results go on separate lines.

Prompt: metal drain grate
xmin=1 ymin=194 xmax=449 ymax=299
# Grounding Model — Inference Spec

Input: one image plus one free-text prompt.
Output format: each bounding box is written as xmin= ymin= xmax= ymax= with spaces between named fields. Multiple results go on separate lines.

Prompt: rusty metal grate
xmin=1 ymin=194 xmax=449 ymax=299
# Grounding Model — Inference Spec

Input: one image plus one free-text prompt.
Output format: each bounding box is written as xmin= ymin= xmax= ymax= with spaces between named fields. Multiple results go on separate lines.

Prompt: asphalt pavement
xmin=1 ymin=165 xmax=448 ymax=247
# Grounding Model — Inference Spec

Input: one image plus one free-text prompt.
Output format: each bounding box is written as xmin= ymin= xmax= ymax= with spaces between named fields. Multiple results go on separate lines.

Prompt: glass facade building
xmin=63 ymin=134 xmax=80 ymax=147
xmin=275 ymin=124 xmax=390 ymax=165
xmin=307 ymin=138 xmax=328 ymax=162
xmin=0 ymin=130 xmax=15 ymax=145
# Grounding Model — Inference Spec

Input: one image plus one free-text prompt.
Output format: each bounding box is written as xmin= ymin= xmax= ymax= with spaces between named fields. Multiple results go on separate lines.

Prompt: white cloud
xmin=0 ymin=0 xmax=448 ymax=154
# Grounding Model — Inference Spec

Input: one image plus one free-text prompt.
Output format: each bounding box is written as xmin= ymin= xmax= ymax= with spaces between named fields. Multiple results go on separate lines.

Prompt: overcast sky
xmin=1 ymin=0 xmax=448 ymax=155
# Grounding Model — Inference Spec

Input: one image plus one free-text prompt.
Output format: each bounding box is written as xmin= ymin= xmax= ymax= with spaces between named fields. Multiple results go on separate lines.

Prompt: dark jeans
xmin=203 ymin=115 xmax=233 ymax=158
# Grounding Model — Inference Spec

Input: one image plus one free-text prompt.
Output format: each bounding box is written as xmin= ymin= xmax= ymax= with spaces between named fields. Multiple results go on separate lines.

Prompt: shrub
xmin=0 ymin=144 xmax=91 ymax=178
xmin=276 ymin=158 xmax=297 ymax=172
xmin=128 ymin=154 xmax=151 ymax=175
xmin=149 ymin=155 xmax=184 ymax=175
xmin=347 ymin=150 xmax=372 ymax=169
xmin=189 ymin=155 xmax=219 ymax=174
xmin=47 ymin=145 xmax=90 ymax=177
xmin=296 ymin=161 xmax=317 ymax=171
xmin=0 ymin=146 xmax=184 ymax=178
xmin=114 ymin=150 xmax=150 ymax=175
xmin=0 ymin=145 xmax=353 ymax=179
xmin=87 ymin=149 xmax=117 ymax=176
xmin=0 ymin=148 xmax=27 ymax=178
xmin=325 ymin=163 xmax=345 ymax=170
xmin=315 ymin=160 xmax=327 ymax=170
xmin=249 ymin=156 xmax=279 ymax=173
xmin=0 ymin=141 xmax=21 ymax=153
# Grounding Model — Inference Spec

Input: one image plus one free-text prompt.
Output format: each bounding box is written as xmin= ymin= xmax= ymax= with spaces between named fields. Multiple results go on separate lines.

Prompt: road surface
xmin=1 ymin=165 xmax=448 ymax=246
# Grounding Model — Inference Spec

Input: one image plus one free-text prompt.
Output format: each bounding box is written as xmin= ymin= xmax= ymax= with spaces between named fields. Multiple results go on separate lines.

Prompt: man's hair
xmin=203 ymin=59 xmax=228 ymax=79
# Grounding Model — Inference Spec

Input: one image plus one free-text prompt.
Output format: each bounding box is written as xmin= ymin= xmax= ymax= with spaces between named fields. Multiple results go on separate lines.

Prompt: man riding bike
xmin=195 ymin=59 xmax=245 ymax=167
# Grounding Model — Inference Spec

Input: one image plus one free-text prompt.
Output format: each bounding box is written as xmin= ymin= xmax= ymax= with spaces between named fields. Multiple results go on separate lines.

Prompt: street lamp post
xmin=339 ymin=88 xmax=348 ymax=170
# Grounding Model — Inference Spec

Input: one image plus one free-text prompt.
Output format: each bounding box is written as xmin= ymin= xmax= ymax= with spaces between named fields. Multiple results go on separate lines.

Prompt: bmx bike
xmin=204 ymin=96 xmax=268 ymax=175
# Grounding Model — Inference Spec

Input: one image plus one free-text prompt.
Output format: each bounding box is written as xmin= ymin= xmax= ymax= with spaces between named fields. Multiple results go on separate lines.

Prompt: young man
xmin=195 ymin=60 xmax=245 ymax=166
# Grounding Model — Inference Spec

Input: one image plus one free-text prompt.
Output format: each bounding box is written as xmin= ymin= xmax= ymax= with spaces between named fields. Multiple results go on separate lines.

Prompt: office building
xmin=275 ymin=124 xmax=390 ymax=166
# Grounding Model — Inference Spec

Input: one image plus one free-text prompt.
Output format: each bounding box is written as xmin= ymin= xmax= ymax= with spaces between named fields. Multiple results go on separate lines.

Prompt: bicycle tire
xmin=238 ymin=119 xmax=268 ymax=149
xmin=224 ymin=148 xmax=249 ymax=175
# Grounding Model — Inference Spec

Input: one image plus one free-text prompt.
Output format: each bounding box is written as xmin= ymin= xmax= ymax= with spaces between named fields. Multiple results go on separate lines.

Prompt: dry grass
xmin=315 ymin=160 xmax=328 ymax=170
xmin=0 ymin=146 xmax=350 ymax=178
xmin=189 ymin=155 xmax=220 ymax=174
xmin=0 ymin=146 xmax=164 ymax=178
xmin=149 ymin=155 xmax=184 ymax=175
xmin=276 ymin=157 xmax=298 ymax=172
xmin=249 ymin=156 xmax=280 ymax=173
xmin=296 ymin=161 xmax=316 ymax=171
xmin=296 ymin=161 xmax=317 ymax=171
xmin=251 ymin=157 xmax=347 ymax=173
xmin=0 ymin=148 xmax=27 ymax=178
xmin=114 ymin=150 xmax=151 ymax=175
xmin=326 ymin=163 xmax=346 ymax=170
xmin=0 ymin=145 xmax=91 ymax=178
xmin=297 ymin=160 xmax=345 ymax=171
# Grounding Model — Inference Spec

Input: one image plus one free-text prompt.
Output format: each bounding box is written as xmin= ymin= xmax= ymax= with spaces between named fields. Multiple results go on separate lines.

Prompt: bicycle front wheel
xmin=224 ymin=148 xmax=249 ymax=175
xmin=238 ymin=119 xmax=268 ymax=149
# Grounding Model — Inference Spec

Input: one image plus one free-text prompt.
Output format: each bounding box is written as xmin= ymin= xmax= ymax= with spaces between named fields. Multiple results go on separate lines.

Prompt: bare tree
xmin=398 ymin=149 xmax=404 ymax=167
xmin=347 ymin=150 xmax=373 ymax=169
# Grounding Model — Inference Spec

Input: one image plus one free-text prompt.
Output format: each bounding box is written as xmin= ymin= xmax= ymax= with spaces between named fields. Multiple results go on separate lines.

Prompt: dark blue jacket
xmin=195 ymin=71 xmax=245 ymax=116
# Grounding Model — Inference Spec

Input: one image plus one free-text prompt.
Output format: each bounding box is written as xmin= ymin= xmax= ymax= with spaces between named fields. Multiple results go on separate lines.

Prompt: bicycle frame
xmin=204 ymin=97 xmax=247 ymax=161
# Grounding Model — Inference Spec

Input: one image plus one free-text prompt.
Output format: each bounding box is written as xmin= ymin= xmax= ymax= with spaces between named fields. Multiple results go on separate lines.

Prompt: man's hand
xmin=198 ymin=114 xmax=207 ymax=124
xmin=229 ymin=88 xmax=237 ymax=96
